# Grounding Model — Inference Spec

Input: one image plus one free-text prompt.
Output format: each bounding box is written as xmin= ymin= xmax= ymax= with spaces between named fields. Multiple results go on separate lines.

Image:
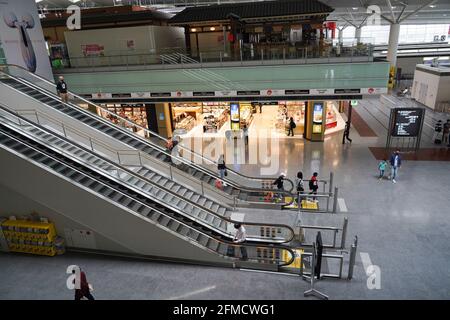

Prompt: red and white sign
xmin=361 ymin=87 xmax=387 ymax=95
xmin=82 ymin=44 xmax=104 ymax=57
xmin=171 ymin=91 xmax=193 ymax=98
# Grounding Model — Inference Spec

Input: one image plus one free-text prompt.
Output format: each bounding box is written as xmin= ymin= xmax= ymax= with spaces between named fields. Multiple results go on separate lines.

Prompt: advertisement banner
xmin=0 ymin=0 xmax=53 ymax=80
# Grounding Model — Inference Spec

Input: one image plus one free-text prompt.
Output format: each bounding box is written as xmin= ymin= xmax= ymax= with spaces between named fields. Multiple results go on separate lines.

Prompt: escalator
xmin=0 ymin=106 xmax=296 ymax=270
xmin=0 ymin=65 xmax=296 ymax=208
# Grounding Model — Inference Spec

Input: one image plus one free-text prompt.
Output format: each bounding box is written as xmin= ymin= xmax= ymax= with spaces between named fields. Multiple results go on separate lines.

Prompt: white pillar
xmin=355 ymin=27 xmax=362 ymax=44
xmin=387 ymin=23 xmax=400 ymax=67
xmin=338 ymin=29 xmax=344 ymax=44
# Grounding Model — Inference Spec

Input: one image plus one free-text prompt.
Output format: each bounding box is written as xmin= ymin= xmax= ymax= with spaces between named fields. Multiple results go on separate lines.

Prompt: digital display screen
xmin=391 ymin=108 xmax=424 ymax=137
xmin=313 ymin=102 xmax=324 ymax=124
xmin=230 ymin=103 xmax=240 ymax=130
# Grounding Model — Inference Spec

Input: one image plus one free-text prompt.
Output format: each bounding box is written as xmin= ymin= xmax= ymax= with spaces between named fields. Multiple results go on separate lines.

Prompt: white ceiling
xmin=35 ymin=0 xmax=450 ymax=25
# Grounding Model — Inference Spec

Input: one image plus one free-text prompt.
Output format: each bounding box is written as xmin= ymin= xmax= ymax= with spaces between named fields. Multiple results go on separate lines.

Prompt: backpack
xmin=292 ymin=122 xmax=296 ymax=129
xmin=297 ymin=180 xmax=304 ymax=192
xmin=309 ymin=179 xmax=314 ymax=190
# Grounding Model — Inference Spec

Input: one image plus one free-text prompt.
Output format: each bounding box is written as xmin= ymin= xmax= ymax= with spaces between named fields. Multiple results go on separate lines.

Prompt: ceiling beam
xmin=397 ymin=4 xmax=407 ymax=22
xmin=398 ymin=0 xmax=438 ymax=23
xmin=386 ymin=0 xmax=397 ymax=22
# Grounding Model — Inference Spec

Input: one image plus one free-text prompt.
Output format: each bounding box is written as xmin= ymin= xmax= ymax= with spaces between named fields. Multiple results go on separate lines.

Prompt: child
xmin=378 ymin=159 xmax=387 ymax=180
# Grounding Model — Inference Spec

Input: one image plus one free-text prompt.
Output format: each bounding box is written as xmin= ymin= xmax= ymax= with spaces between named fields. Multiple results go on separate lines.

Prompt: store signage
xmin=171 ymin=91 xmax=193 ymax=98
xmin=112 ymin=93 xmax=132 ymax=98
xmin=334 ymin=89 xmax=361 ymax=94
xmin=215 ymin=90 xmax=237 ymax=97
xmin=285 ymin=89 xmax=310 ymax=95
xmin=350 ymin=100 xmax=358 ymax=106
xmin=237 ymin=90 xmax=260 ymax=96
xmin=131 ymin=92 xmax=151 ymax=98
xmin=361 ymin=87 xmax=387 ymax=95
xmin=193 ymin=91 xmax=215 ymax=97
xmin=391 ymin=108 xmax=424 ymax=137
xmin=94 ymin=92 xmax=113 ymax=99
xmin=260 ymin=89 xmax=285 ymax=96
xmin=86 ymin=87 xmax=388 ymax=101
xmin=310 ymin=89 xmax=334 ymax=95
xmin=150 ymin=92 xmax=171 ymax=98
xmin=121 ymin=103 xmax=143 ymax=108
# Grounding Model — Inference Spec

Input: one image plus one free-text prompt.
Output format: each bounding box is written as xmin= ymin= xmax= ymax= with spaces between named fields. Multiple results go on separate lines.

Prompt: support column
xmin=387 ymin=23 xmax=400 ymax=67
xmin=355 ymin=27 xmax=362 ymax=44
xmin=338 ymin=29 xmax=344 ymax=44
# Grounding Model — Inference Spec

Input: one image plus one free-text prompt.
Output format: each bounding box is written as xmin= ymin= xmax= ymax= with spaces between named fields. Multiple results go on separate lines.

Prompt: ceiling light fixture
xmin=429 ymin=5 xmax=436 ymax=8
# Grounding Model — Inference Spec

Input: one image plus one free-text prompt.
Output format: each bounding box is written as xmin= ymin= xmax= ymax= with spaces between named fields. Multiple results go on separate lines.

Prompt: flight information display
xmin=391 ymin=108 xmax=424 ymax=137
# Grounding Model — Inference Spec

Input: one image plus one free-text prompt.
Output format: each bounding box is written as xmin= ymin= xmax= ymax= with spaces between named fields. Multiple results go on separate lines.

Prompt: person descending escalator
xmin=309 ymin=172 xmax=319 ymax=201
xmin=295 ymin=171 xmax=304 ymax=208
xmin=272 ymin=173 xmax=286 ymax=201
xmin=233 ymin=223 xmax=248 ymax=261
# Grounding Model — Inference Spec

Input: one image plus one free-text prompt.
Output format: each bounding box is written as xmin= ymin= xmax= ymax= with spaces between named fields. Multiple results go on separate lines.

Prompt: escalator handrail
xmin=0 ymin=64 xmax=295 ymax=192
xmin=0 ymin=74 xmax=296 ymax=207
xmin=0 ymin=69 xmax=297 ymax=202
xmin=0 ymin=104 xmax=295 ymax=243
xmin=0 ymin=126 xmax=296 ymax=267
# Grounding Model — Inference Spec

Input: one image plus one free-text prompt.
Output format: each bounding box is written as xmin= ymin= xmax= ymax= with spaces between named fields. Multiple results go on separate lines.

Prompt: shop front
xmin=96 ymin=103 xmax=151 ymax=138
xmin=169 ymin=100 xmax=344 ymax=138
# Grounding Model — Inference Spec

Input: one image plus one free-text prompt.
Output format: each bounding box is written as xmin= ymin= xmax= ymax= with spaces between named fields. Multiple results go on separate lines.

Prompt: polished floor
xmin=1 ymin=94 xmax=450 ymax=300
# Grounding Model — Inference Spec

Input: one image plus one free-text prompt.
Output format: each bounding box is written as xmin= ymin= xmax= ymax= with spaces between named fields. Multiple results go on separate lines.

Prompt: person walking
xmin=242 ymin=124 xmax=249 ymax=146
xmin=309 ymin=172 xmax=319 ymax=200
xmin=433 ymin=120 xmax=443 ymax=144
xmin=73 ymin=268 xmax=95 ymax=300
xmin=272 ymin=173 xmax=286 ymax=201
xmin=389 ymin=150 xmax=402 ymax=183
xmin=233 ymin=223 xmax=248 ymax=260
xmin=443 ymin=119 xmax=450 ymax=145
xmin=295 ymin=171 xmax=304 ymax=207
xmin=342 ymin=121 xmax=352 ymax=144
xmin=56 ymin=76 xmax=68 ymax=103
xmin=378 ymin=159 xmax=388 ymax=180
xmin=217 ymin=154 xmax=227 ymax=179
xmin=287 ymin=117 xmax=296 ymax=137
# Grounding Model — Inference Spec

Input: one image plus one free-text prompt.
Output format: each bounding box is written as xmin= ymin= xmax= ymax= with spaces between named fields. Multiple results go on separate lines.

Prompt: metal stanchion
xmin=304 ymin=242 xmax=329 ymax=300
xmin=347 ymin=236 xmax=358 ymax=280
xmin=333 ymin=187 xmax=339 ymax=213
xmin=340 ymin=217 xmax=348 ymax=249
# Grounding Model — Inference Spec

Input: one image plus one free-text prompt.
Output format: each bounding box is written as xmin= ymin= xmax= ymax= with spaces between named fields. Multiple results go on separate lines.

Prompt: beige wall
xmin=412 ymin=67 xmax=450 ymax=110
xmin=64 ymin=25 xmax=185 ymax=58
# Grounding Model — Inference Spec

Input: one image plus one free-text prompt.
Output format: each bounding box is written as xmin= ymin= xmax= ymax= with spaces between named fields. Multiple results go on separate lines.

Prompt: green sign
xmin=351 ymin=100 xmax=358 ymax=106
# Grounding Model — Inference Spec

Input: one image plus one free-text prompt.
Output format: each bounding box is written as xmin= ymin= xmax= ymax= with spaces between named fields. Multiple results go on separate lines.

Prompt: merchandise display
xmin=172 ymin=102 xmax=229 ymax=133
xmin=0 ymin=219 xmax=61 ymax=256
xmin=97 ymin=104 xmax=149 ymax=136
xmin=275 ymin=101 xmax=339 ymax=135
xmin=239 ymin=103 xmax=254 ymax=127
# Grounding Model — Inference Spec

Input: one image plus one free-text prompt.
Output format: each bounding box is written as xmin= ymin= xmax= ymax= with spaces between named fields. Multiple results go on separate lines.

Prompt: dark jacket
xmin=273 ymin=176 xmax=284 ymax=189
xmin=289 ymin=119 xmax=296 ymax=129
xmin=56 ymin=81 xmax=68 ymax=94
xmin=390 ymin=153 xmax=402 ymax=167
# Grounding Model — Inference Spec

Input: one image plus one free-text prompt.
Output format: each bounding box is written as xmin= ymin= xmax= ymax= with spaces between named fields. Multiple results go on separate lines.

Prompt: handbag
xmin=224 ymin=169 xmax=228 ymax=176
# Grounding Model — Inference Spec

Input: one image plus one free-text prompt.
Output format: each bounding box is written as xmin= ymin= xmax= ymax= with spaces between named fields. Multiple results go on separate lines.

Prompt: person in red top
xmin=73 ymin=268 xmax=95 ymax=300
xmin=309 ymin=172 xmax=319 ymax=200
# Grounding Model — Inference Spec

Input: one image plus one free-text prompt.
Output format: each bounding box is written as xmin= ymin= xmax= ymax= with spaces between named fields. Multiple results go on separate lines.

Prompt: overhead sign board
xmin=391 ymin=108 xmax=425 ymax=137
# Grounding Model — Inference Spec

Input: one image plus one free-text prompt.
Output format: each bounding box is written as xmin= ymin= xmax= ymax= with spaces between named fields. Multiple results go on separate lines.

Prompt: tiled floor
xmin=1 ymin=94 xmax=450 ymax=300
